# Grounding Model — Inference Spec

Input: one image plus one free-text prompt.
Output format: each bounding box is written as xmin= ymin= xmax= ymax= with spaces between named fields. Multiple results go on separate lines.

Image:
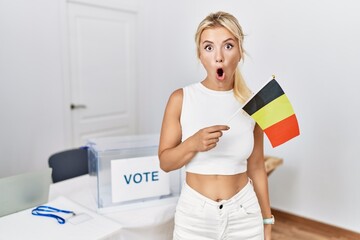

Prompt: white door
xmin=68 ymin=3 xmax=138 ymax=146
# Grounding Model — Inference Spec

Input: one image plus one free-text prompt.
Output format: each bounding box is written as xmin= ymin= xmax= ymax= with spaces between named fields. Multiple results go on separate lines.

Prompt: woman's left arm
xmin=247 ymin=124 xmax=272 ymax=240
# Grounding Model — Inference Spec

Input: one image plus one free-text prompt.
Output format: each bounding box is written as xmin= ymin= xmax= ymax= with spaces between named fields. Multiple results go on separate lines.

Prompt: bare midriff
xmin=186 ymin=171 xmax=249 ymax=202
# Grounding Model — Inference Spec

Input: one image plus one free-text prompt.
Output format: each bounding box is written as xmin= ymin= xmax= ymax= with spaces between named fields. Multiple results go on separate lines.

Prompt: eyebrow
xmin=201 ymin=38 xmax=236 ymax=45
xmin=223 ymin=38 xmax=236 ymax=43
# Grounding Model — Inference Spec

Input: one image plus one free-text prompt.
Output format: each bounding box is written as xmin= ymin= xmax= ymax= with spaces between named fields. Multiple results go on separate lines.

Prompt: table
xmin=0 ymin=196 xmax=122 ymax=240
xmin=264 ymin=155 xmax=283 ymax=176
xmin=0 ymin=175 xmax=177 ymax=240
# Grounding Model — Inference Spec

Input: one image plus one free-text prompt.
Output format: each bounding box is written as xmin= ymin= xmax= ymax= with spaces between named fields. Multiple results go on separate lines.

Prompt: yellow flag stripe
xmin=251 ymin=94 xmax=295 ymax=129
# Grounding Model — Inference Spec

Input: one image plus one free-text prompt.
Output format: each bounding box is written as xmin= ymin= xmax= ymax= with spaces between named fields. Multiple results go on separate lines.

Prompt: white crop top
xmin=181 ymin=83 xmax=255 ymax=175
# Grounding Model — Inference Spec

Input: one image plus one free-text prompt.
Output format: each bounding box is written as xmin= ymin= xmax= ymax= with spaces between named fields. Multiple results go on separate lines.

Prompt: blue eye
xmin=225 ymin=43 xmax=233 ymax=50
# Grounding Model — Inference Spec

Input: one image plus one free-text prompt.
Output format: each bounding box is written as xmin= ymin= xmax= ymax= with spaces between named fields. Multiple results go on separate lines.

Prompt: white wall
xmin=0 ymin=0 xmax=67 ymax=176
xmin=0 ymin=0 xmax=359 ymax=233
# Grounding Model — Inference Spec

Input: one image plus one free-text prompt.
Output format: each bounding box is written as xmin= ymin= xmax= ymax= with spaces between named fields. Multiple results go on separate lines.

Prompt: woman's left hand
xmin=264 ymin=224 xmax=272 ymax=240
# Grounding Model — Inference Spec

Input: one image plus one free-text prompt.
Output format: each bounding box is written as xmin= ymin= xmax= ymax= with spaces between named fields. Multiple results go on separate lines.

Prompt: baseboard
xmin=271 ymin=208 xmax=360 ymax=239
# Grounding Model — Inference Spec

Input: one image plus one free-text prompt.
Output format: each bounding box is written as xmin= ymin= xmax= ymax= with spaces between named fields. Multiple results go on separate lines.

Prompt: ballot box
xmin=87 ymin=134 xmax=182 ymax=213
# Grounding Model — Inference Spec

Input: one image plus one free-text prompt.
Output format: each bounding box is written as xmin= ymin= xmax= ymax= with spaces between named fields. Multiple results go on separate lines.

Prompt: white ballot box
xmin=87 ymin=134 xmax=182 ymax=213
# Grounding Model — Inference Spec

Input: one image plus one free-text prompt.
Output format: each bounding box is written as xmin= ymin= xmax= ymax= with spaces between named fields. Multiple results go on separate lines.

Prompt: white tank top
xmin=181 ymin=83 xmax=255 ymax=175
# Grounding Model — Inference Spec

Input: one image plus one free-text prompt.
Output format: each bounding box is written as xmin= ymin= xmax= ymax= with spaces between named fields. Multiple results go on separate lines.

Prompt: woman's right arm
xmin=158 ymin=89 xmax=194 ymax=172
xmin=158 ymin=89 xmax=229 ymax=172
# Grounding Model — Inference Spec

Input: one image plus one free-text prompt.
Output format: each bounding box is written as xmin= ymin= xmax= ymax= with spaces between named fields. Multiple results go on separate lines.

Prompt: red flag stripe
xmin=264 ymin=114 xmax=300 ymax=147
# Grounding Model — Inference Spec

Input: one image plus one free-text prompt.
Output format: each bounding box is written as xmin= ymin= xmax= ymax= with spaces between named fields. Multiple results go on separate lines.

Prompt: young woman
xmin=158 ymin=11 xmax=273 ymax=240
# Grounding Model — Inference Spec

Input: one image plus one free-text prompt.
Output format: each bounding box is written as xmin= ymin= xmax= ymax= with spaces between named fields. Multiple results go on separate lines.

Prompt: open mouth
xmin=217 ymin=68 xmax=224 ymax=77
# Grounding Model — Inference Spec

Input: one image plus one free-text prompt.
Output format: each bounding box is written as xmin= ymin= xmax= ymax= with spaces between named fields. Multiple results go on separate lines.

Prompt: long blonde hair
xmin=195 ymin=11 xmax=252 ymax=103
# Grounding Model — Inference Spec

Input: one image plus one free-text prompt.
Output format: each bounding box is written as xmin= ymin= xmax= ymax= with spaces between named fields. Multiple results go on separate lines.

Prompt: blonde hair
xmin=195 ymin=11 xmax=252 ymax=103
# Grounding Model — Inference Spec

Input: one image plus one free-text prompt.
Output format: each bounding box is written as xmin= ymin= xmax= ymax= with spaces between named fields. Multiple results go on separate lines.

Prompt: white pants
xmin=173 ymin=179 xmax=264 ymax=240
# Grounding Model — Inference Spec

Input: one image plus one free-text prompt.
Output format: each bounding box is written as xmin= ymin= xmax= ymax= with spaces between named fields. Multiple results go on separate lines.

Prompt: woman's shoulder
xmin=164 ymin=88 xmax=183 ymax=117
xmin=168 ymin=88 xmax=183 ymax=105
xmin=171 ymin=88 xmax=183 ymax=98
xmin=169 ymin=82 xmax=199 ymax=102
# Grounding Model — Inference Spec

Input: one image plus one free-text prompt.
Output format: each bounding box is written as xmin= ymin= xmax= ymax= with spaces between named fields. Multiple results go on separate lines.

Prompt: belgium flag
xmin=242 ymin=76 xmax=300 ymax=147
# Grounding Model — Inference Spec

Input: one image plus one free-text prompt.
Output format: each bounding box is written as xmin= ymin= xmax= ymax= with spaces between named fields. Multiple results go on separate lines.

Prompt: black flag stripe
xmin=243 ymin=79 xmax=284 ymax=115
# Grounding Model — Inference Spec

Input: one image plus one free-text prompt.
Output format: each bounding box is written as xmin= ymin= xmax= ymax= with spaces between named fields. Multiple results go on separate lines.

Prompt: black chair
xmin=48 ymin=147 xmax=89 ymax=183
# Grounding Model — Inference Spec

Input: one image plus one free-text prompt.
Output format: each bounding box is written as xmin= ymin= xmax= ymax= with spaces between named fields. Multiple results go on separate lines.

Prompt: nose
xmin=215 ymin=50 xmax=223 ymax=63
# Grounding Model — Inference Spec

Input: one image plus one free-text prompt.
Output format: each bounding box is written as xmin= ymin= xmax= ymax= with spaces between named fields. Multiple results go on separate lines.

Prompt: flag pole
xmin=226 ymin=107 xmax=243 ymax=125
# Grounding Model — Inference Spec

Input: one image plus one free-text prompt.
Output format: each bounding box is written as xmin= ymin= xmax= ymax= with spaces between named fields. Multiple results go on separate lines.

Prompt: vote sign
xmin=110 ymin=155 xmax=170 ymax=203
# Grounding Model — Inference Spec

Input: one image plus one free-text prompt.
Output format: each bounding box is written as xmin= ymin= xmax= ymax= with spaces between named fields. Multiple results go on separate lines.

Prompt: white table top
xmin=0 ymin=174 xmax=177 ymax=240
xmin=0 ymin=196 xmax=122 ymax=240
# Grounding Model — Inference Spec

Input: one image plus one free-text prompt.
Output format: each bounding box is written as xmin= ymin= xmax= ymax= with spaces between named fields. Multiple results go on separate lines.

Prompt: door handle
xmin=70 ymin=104 xmax=87 ymax=110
